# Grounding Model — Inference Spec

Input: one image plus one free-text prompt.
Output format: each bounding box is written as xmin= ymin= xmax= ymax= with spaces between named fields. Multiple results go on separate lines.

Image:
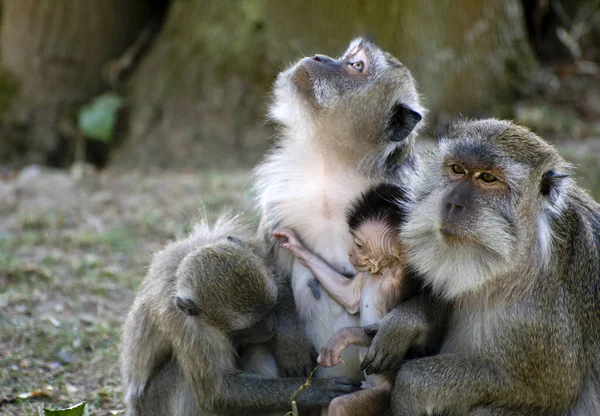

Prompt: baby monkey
xmin=274 ymin=183 xmax=413 ymax=415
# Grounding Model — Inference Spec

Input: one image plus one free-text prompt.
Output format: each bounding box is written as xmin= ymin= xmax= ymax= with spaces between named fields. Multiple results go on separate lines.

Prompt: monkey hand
xmin=360 ymin=306 xmax=425 ymax=375
xmin=273 ymin=324 xmax=319 ymax=377
xmin=317 ymin=328 xmax=352 ymax=367
xmin=296 ymin=377 xmax=362 ymax=407
xmin=273 ymin=228 xmax=310 ymax=266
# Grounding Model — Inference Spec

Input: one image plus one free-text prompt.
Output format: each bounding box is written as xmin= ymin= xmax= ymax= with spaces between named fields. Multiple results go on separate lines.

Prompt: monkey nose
xmin=313 ymin=54 xmax=335 ymax=65
xmin=443 ymin=202 xmax=464 ymax=220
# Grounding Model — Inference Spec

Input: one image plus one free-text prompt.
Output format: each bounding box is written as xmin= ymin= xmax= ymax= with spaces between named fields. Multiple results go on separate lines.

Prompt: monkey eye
xmin=354 ymin=238 xmax=363 ymax=248
xmin=350 ymin=61 xmax=364 ymax=72
xmin=478 ymin=172 xmax=497 ymax=183
xmin=451 ymin=164 xmax=466 ymax=175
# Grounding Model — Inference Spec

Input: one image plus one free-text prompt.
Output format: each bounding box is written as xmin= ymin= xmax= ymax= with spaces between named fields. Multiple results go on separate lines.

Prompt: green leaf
xmin=39 ymin=401 xmax=89 ymax=416
xmin=78 ymin=92 xmax=123 ymax=142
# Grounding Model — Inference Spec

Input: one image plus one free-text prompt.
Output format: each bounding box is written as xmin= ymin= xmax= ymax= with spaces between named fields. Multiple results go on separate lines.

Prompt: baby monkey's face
xmin=349 ymin=221 xmax=399 ymax=275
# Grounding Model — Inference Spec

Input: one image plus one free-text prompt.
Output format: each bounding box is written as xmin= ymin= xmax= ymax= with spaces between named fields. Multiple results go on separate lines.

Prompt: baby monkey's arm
xmin=318 ymin=327 xmax=373 ymax=367
xmin=273 ymin=228 xmax=362 ymax=314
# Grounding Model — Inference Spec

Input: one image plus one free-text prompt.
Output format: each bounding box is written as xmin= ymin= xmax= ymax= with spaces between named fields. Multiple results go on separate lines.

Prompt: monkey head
xmin=348 ymin=220 xmax=401 ymax=275
xmin=346 ymin=182 xmax=412 ymax=274
xmin=402 ymin=119 xmax=573 ymax=299
xmin=174 ymin=237 xmax=278 ymax=338
xmin=270 ymin=38 xmax=425 ymax=174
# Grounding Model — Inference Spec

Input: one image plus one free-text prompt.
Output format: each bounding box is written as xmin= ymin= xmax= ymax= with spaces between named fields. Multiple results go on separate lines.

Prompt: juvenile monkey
xmin=362 ymin=119 xmax=600 ymax=415
xmin=274 ymin=183 xmax=414 ymax=415
xmin=121 ymin=216 xmax=361 ymax=416
xmin=254 ymin=37 xmax=425 ymax=381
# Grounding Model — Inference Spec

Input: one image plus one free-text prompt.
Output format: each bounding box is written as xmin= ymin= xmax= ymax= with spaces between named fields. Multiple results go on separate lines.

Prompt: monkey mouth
xmin=439 ymin=225 xmax=468 ymax=240
xmin=290 ymin=61 xmax=317 ymax=100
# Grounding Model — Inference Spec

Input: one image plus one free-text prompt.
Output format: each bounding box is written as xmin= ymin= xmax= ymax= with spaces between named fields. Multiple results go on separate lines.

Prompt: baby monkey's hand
xmin=273 ymin=228 xmax=309 ymax=267
xmin=273 ymin=229 xmax=322 ymax=299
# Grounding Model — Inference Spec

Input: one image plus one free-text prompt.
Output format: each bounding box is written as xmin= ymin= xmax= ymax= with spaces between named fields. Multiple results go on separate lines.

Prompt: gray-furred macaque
xmin=120 ymin=216 xmax=361 ymax=416
xmin=253 ymin=37 xmax=425 ymax=383
xmin=363 ymin=119 xmax=600 ymax=415
xmin=274 ymin=183 xmax=415 ymax=416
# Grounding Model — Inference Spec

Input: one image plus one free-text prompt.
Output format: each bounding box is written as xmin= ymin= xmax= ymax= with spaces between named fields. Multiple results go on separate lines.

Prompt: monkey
xmin=359 ymin=119 xmax=600 ymax=415
xmin=273 ymin=183 xmax=413 ymax=363
xmin=273 ymin=182 xmax=415 ymax=416
xmin=253 ymin=37 xmax=426 ymax=385
xmin=120 ymin=215 xmax=362 ymax=416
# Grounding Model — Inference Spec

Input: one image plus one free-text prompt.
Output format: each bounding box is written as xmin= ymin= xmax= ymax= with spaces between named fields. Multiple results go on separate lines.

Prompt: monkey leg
xmin=391 ymin=354 xmax=510 ymax=415
xmin=328 ymin=381 xmax=392 ymax=416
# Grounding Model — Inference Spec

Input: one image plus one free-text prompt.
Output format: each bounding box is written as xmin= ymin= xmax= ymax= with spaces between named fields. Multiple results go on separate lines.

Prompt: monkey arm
xmin=270 ymin=264 xmax=319 ymax=377
xmin=318 ymin=326 xmax=372 ymax=367
xmin=361 ymin=287 xmax=448 ymax=374
xmin=301 ymin=252 xmax=363 ymax=314
xmin=212 ymin=373 xmax=362 ymax=413
xmin=391 ymin=354 xmax=509 ymax=415
xmin=274 ymin=228 xmax=362 ymax=312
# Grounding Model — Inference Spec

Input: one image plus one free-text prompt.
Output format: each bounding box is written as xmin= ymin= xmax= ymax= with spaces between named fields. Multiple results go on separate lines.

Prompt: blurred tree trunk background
xmin=0 ymin=0 xmax=597 ymax=170
xmin=0 ymin=0 xmax=157 ymax=166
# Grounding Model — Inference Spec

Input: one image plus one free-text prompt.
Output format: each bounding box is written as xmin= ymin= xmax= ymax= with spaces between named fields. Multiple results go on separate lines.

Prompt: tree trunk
xmin=116 ymin=0 xmax=536 ymax=170
xmin=0 ymin=0 xmax=153 ymax=166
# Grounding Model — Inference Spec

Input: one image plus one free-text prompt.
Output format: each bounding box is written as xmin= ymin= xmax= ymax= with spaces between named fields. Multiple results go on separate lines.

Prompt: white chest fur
xmin=257 ymin=147 xmax=373 ymax=378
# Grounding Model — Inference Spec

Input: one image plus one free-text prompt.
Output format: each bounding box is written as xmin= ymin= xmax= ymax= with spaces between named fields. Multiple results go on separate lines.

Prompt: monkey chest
xmin=360 ymin=277 xmax=385 ymax=327
xmin=280 ymin=169 xmax=370 ymax=239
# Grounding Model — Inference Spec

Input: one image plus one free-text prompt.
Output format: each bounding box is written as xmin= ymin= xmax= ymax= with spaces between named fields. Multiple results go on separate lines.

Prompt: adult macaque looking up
xmin=254 ymin=37 xmax=425 ymax=380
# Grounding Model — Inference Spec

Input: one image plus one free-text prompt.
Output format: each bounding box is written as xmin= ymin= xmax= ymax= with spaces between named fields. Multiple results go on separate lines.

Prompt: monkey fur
xmin=254 ymin=37 xmax=425 ymax=383
xmin=365 ymin=119 xmax=600 ymax=415
xmin=120 ymin=215 xmax=361 ymax=416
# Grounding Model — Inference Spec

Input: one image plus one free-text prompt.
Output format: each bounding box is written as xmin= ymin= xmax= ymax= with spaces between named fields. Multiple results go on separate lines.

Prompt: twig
xmin=287 ymin=365 xmax=320 ymax=416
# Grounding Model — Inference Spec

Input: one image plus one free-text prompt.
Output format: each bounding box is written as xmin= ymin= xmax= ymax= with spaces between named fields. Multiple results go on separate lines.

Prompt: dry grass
xmin=0 ymin=169 xmax=253 ymax=415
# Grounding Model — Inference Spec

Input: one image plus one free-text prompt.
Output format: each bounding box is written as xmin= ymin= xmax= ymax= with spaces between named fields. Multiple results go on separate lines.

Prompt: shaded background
xmin=1 ymin=0 xmax=599 ymax=170
xmin=0 ymin=1 xmax=599 ymax=414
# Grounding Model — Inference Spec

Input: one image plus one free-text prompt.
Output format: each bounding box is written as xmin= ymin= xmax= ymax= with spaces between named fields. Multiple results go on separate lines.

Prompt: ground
xmin=0 ymin=167 xmax=253 ymax=415
xmin=0 ymin=140 xmax=599 ymax=415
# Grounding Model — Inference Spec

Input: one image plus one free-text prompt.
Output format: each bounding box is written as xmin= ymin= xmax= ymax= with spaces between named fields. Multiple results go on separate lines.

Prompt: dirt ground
xmin=1 ymin=139 xmax=599 ymax=415
xmin=0 ymin=166 xmax=253 ymax=415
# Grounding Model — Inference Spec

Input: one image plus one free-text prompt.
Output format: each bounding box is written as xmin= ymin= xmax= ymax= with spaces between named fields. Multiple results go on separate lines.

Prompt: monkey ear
xmin=386 ymin=103 xmax=422 ymax=142
xmin=540 ymin=170 xmax=569 ymax=199
xmin=175 ymin=296 xmax=201 ymax=316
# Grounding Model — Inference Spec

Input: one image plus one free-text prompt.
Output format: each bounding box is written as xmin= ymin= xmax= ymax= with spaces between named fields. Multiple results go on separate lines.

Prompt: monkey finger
xmin=375 ymin=355 xmax=396 ymax=374
xmin=362 ymin=353 xmax=384 ymax=374
xmin=360 ymin=351 xmax=375 ymax=371
xmin=363 ymin=325 xmax=378 ymax=337
xmin=310 ymin=347 xmax=319 ymax=363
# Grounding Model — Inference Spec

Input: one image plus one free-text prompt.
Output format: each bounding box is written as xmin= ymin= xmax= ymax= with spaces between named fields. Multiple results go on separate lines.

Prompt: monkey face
xmin=401 ymin=119 xmax=571 ymax=299
xmin=270 ymin=38 xmax=424 ymax=163
xmin=349 ymin=222 xmax=399 ymax=275
xmin=230 ymin=311 xmax=277 ymax=347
